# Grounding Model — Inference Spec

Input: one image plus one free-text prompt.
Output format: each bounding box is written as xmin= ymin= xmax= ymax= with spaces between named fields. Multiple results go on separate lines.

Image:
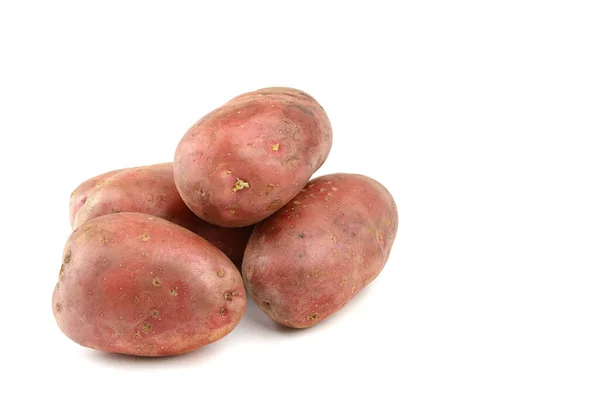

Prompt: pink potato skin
xmin=69 ymin=168 xmax=124 ymax=226
xmin=70 ymin=163 xmax=252 ymax=268
xmin=174 ymin=87 xmax=333 ymax=227
xmin=53 ymin=213 xmax=246 ymax=356
xmin=242 ymin=173 xmax=398 ymax=328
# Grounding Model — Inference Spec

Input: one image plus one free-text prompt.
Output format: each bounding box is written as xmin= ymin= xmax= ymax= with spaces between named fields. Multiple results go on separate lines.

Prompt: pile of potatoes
xmin=53 ymin=87 xmax=398 ymax=356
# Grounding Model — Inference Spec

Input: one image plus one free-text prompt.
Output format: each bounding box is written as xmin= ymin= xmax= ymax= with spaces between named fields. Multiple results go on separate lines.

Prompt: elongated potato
xmin=174 ymin=87 xmax=332 ymax=227
xmin=53 ymin=212 xmax=246 ymax=356
xmin=70 ymin=163 xmax=252 ymax=268
xmin=242 ymin=173 xmax=397 ymax=328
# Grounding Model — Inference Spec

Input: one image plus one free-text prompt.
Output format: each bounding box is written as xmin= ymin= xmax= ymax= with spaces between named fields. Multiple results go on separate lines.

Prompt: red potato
xmin=242 ymin=173 xmax=398 ymax=328
xmin=53 ymin=212 xmax=246 ymax=356
xmin=174 ymin=87 xmax=332 ymax=227
xmin=70 ymin=163 xmax=252 ymax=268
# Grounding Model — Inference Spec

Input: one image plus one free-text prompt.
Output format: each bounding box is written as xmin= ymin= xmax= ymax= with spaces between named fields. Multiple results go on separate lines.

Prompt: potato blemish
xmin=224 ymin=292 xmax=233 ymax=301
xmin=152 ymin=277 xmax=162 ymax=287
xmin=217 ymin=269 xmax=225 ymax=277
xmin=142 ymin=322 xmax=152 ymax=333
xmin=171 ymin=287 xmax=179 ymax=296
xmin=55 ymin=303 xmax=62 ymax=312
xmin=308 ymin=313 xmax=318 ymax=320
xmin=271 ymin=143 xmax=280 ymax=152
xmin=141 ymin=233 xmax=151 ymax=241
xmin=267 ymin=198 xmax=281 ymax=210
xmin=232 ymin=179 xmax=250 ymax=192
xmin=63 ymin=251 xmax=71 ymax=264
xmin=220 ymin=307 xmax=226 ymax=316
xmin=150 ymin=310 xmax=160 ymax=318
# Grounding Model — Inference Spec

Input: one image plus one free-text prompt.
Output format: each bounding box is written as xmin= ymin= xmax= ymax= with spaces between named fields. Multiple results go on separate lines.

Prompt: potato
xmin=53 ymin=212 xmax=246 ymax=356
xmin=70 ymin=163 xmax=252 ymax=268
xmin=242 ymin=173 xmax=397 ymax=328
xmin=174 ymin=87 xmax=332 ymax=227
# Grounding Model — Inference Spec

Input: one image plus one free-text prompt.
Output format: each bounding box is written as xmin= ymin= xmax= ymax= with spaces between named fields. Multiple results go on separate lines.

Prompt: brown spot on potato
xmin=217 ymin=269 xmax=225 ymax=277
xmin=59 ymin=264 xmax=65 ymax=280
xmin=134 ymin=296 xmax=140 ymax=303
xmin=220 ymin=307 xmax=226 ymax=316
xmin=63 ymin=251 xmax=71 ymax=264
xmin=142 ymin=322 xmax=152 ymax=332
xmin=224 ymin=292 xmax=233 ymax=301
xmin=232 ymin=291 xmax=240 ymax=296
xmin=272 ymin=143 xmax=280 ymax=152
xmin=141 ymin=233 xmax=151 ymax=241
xmin=308 ymin=313 xmax=318 ymax=320
xmin=226 ymin=170 xmax=232 ymax=174
xmin=298 ymin=233 xmax=305 ymax=238
xmin=232 ymin=179 xmax=250 ymax=192
xmin=267 ymin=198 xmax=281 ymax=210
xmin=340 ymin=276 xmax=349 ymax=287
xmin=194 ymin=187 xmax=207 ymax=198
xmin=171 ymin=288 xmax=178 ymax=296
xmin=55 ymin=303 xmax=62 ymax=312
xmin=266 ymin=183 xmax=275 ymax=194
xmin=229 ymin=210 xmax=236 ymax=214
xmin=150 ymin=310 xmax=160 ymax=318
xmin=134 ymin=331 xmax=142 ymax=339
xmin=100 ymin=237 xmax=108 ymax=244
xmin=152 ymin=277 xmax=162 ymax=287
xmin=263 ymin=301 xmax=271 ymax=309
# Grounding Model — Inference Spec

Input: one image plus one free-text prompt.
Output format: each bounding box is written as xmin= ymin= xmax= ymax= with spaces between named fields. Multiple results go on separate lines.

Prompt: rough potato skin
xmin=242 ymin=173 xmax=397 ymax=328
xmin=70 ymin=163 xmax=252 ymax=268
xmin=174 ymin=87 xmax=333 ymax=227
xmin=53 ymin=213 xmax=246 ymax=356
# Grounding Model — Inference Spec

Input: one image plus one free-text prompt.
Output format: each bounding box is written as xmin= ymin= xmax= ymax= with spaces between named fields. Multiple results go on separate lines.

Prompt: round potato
xmin=242 ymin=173 xmax=397 ymax=328
xmin=174 ymin=87 xmax=332 ymax=227
xmin=53 ymin=212 xmax=246 ymax=356
xmin=70 ymin=163 xmax=252 ymax=268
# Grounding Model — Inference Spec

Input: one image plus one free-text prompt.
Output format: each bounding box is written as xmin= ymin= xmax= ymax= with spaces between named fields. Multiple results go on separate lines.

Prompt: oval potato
xmin=70 ymin=163 xmax=252 ymax=268
xmin=242 ymin=173 xmax=397 ymax=328
xmin=174 ymin=87 xmax=332 ymax=227
xmin=53 ymin=212 xmax=246 ymax=356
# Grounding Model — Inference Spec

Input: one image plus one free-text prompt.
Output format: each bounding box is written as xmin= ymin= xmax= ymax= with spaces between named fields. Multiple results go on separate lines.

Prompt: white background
xmin=1 ymin=1 xmax=599 ymax=399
